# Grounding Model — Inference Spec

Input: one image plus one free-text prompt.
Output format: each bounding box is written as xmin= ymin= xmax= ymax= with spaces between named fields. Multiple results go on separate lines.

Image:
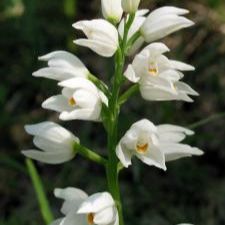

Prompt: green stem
xmin=105 ymin=13 xmax=136 ymax=225
xmin=126 ymin=31 xmax=141 ymax=54
xmin=188 ymin=112 xmax=225 ymax=129
xmin=88 ymin=73 xmax=110 ymax=96
xmin=119 ymin=84 xmax=139 ymax=106
xmin=26 ymin=159 xmax=54 ymax=225
xmin=74 ymin=142 xmax=108 ymax=166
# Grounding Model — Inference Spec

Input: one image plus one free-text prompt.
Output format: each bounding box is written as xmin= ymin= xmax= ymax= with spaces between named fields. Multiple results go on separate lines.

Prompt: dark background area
xmin=1 ymin=0 xmax=225 ymax=224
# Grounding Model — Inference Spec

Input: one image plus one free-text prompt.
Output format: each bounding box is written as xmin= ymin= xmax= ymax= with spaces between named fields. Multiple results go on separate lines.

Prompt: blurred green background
xmin=1 ymin=0 xmax=225 ymax=224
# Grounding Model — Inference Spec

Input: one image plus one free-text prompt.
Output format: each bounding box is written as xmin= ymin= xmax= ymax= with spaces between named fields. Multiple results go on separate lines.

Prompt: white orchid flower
xmin=73 ymin=19 xmax=119 ymax=57
xmin=51 ymin=188 xmax=118 ymax=225
xmin=118 ymin=10 xmax=149 ymax=55
xmin=42 ymin=77 xmax=108 ymax=121
xmin=124 ymin=42 xmax=194 ymax=83
xmin=124 ymin=42 xmax=198 ymax=102
xmin=140 ymin=6 xmax=194 ymax=43
xmin=116 ymin=119 xmax=203 ymax=169
xmin=33 ymin=51 xmax=90 ymax=81
xmin=101 ymin=0 xmax=123 ymax=24
xmin=22 ymin=122 xmax=79 ymax=164
xmin=122 ymin=0 xmax=140 ymax=13
xmin=116 ymin=119 xmax=166 ymax=170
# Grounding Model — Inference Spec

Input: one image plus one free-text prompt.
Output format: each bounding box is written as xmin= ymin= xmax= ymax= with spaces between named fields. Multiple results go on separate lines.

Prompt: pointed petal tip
xmin=32 ymin=71 xmax=41 ymax=77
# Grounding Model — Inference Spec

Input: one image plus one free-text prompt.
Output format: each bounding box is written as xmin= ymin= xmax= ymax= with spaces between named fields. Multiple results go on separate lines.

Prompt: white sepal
xmin=33 ymin=51 xmax=89 ymax=81
xmin=73 ymin=19 xmax=119 ymax=57
xmin=101 ymin=0 xmax=123 ymax=24
xmin=122 ymin=0 xmax=140 ymax=13
xmin=141 ymin=6 xmax=194 ymax=42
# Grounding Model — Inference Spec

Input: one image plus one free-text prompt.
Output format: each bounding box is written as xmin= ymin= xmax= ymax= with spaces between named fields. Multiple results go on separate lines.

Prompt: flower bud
xmin=101 ymin=0 xmax=123 ymax=24
xmin=122 ymin=0 xmax=140 ymax=13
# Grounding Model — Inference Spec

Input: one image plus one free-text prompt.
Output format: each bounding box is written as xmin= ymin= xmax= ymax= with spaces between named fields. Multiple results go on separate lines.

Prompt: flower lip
xmin=87 ymin=213 xmax=95 ymax=225
xmin=148 ymin=62 xmax=158 ymax=76
xmin=68 ymin=97 xmax=76 ymax=106
xmin=136 ymin=143 xmax=149 ymax=154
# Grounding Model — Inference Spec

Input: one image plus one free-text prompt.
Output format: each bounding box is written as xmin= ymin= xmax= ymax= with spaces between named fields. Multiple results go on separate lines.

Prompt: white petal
xmin=141 ymin=15 xmax=194 ymax=42
xmin=136 ymin=146 xmax=166 ymax=170
xmin=55 ymin=187 xmax=88 ymax=202
xmin=159 ymin=143 xmax=204 ymax=162
xmin=33 ymin=136 xmax=74 ymax=152
xmin=59 ymin=77 xmax=99 ymax=96
xmin=37 ymin=51 xmax=89 ymax=80
xmin=61 ymin=211 xmax=87 ymax=225
xmin=143 ymin=42 xmax=170 ymax=56
xmin=158 ymin=70 xmax=182 ymax=82
xmin=25 ymin=122 xmax=77 ymax=143
xmin=54 ymin=187 xmax=88 ymax=215
xmin=157 ymin=124 xmax=194 ymax=135
xmin=73 ymin=19 xmax=118 ymax=57
xmin=101 ymin=0 xmax=123 ymax=23
xmin=77 ymin=192 xmax=114 ymax=214
xmin=170 ymin=60 xmax=195 ymax=71
xmin=94 ymin=206 xmax=117 ymax=225
xmin=124 ymin=65 xmax=140 ymax=83
xmin=73 ymin=89 xmax=99 ymax=108
xmin=157 ymin=124 xmax=194 ymax=143
xmin=21 ymin=149 xmax=75 ymax=164
xmin=176 ymin=81 xmax=199 ymax=96
xmin=116 ymin=143 xmax=133 ymax=168
xmin=60 ymin=107 xmax=101 ymax=122
xmin=130 ymin=119 xmax=157 ymax=134
xmin=147 ymin=6 xmax=189 ymax=21
xmin=122 ymin=0 xmax=141 ymax=13
xmin=42 ymin=95 xmax=72 ymax=112
xmin=140 ymin=84 xmax=179 ymax=101
xmin=74 ymin=39 xmax=117 ymax=57
xmin=33 ymin=67 xmax=80 ymax=81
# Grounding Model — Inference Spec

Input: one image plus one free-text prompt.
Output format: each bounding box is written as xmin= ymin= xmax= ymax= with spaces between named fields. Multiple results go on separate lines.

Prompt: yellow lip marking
xmin=87 ymin=213 xmax=94 ymax=225
xmin=68 ymin=97 xmax=76 ymax=106
xmin=136 ymin=143 xmax=149 ymax=154
xmin=148 ymin=62 xmax=158 ymax=76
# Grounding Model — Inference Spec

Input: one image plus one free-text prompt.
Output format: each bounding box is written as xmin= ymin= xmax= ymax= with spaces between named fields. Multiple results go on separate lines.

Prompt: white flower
xmin=116 ymin=119 xmax=166 ymax=170
xmin=122 ymin=0 xmax=140 ymax=13
xmin=51 ymin=188 xmax=118 ymax=225
xmin=73 ymin=19 xmax=119 ymax=57
xmin=33 ymin=51 xmax=89 ymax=81
xmin=42 ymin=77 xmax=108 ymax=121
xmin=118 ymin=10 xmax=149 ymax=55
xmin=124 ymin=42 xmax=194 ymax=83
xmin=124 ymin=42 xmax=198 ymax=102
xmin=140 ymin=6 xmax=194 ymax=43
xmin=101 ymin=0 xmax=123 ymax=24
xmin=116 ymin=119 xmax=203 ymax=169
xmin=140 ymin=79 xmax=199 ymax=102
xmin=22 ymin=122 xmax=79 ymax=164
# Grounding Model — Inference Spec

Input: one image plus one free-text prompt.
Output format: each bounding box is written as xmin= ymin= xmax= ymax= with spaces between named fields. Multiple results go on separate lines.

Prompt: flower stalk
xmin=105 ymin=13 xmax=136 ymax=225
xmin=73 ymin=142 xmax=108 ymax=166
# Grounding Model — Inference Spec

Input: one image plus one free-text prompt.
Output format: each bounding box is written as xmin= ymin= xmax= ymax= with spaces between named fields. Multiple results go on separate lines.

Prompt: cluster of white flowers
xmin=22 ymin=0 xmax=203 ymax=224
